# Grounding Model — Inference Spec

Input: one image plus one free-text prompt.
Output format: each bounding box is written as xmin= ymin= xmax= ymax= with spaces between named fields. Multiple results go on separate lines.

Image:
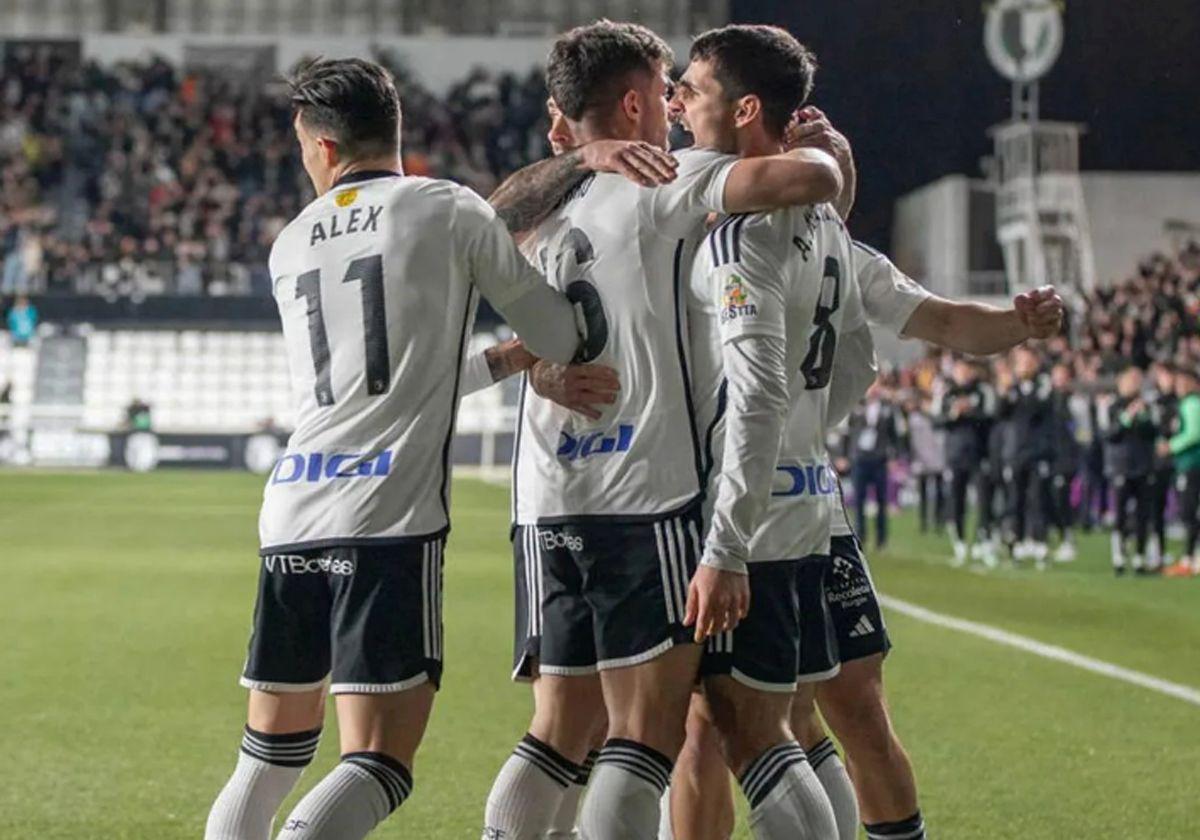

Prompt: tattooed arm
xmin=488 ymin=140 xmax=678 ymax=235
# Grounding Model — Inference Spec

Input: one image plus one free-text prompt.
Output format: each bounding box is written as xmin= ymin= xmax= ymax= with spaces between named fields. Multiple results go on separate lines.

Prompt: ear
xmin=318 ymin=136 xmax=339 ymax=168
xmin=733 ymin=94 xmax=762 ymax=130
xmin=619 ymin=87 xmax=642 ymax=124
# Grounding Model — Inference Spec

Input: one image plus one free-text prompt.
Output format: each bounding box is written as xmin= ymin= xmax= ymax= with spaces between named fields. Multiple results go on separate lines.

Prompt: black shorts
xmin=240 ymin=540 xmax=444 ymax=694
xmin=700 ymin=554 xmax=837 ymax=693
xmin=823 ymin=534 xmax=891 ymax=666
xmin=700 ymin=536 xmax=891 ymax=691
xmin=511 ymin=508 xmax=701 ymax=677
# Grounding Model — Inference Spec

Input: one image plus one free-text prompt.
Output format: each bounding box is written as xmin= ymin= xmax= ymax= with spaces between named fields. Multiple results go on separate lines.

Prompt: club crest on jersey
xmin=720 ymin=275 xmax=758 ymax=323
xmin=334 ymin=188 xmax=358 ymax=207
xmin=270 ymin=450 xmax=393 ymax=484
xmin=773 ymin=463 xmax=837 ymax=497
xmin=557 ymin=424 xmax=634 ymax=462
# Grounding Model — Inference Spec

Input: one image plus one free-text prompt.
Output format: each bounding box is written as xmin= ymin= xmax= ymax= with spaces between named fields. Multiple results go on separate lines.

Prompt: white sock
xmin=275 ymin=752 xmax=411 ymax=839
xmin=657 ymin=786 xmax=674 ymax=840
xmin=205 ymin=726 xmax=321 ymax=840
xmin=578 ymin=739 xmax=672 ymax=840
xmin=1111 ymin=531 xmax=1125 ymax=567
xmin=740 ymin=742 xmax=837 ymax=840
xmin=808 ymin=739 xmax=858 ymax=840
xmin=547 ymin=749 xmax=596 ymax=839
xmin=483 ymin=733 xmax=581 ymax=840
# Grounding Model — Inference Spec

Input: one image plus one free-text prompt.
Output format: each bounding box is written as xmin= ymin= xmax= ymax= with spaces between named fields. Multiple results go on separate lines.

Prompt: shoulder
xmin=673 ymin=146 xmax=738 ymax=174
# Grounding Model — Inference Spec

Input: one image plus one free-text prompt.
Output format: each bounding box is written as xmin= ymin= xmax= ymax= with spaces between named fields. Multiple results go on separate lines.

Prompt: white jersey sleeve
xmin=853 ymin=240 xmax=931 ymax=336
xmin=701 ymin=238 xmax=790 ymax=574
xmin=826 ymin=322 xmax=877 ymax=429
xmin=645 ymin=147 xmax=738 ymax=238
xmin=455 ymin=189 xmax=579 ymax=364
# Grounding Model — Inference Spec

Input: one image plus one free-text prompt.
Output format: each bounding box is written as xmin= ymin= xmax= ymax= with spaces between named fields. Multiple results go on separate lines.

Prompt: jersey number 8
xmin=800 ymin=256 xmax=842 ymax=390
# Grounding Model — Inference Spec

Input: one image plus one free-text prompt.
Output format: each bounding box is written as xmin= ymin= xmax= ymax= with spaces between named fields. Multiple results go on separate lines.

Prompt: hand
xmin=1157 ymin=440 xmax=1172 ymax=458
xmin=1014 ymin=285 xmax=1064 ymax=339
xmin=684 ymin=564 xmax=750 ymax=643
xmin=580 ymin=140 xmax=678 ymax=187
xmin=530 ymin=360 xmax=620 ymax=420
xmin=484 ymin=338 xmax=536 ymax=382
xmin=785 ymin=106 xmax=852 ymax=162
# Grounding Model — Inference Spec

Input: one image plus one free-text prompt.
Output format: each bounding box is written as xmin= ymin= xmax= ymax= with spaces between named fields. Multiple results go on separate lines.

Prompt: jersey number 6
xmin=554 ymin=228 xmax=609 ymax=363
xmin=296 ymin=254 xmax=388 ymax=406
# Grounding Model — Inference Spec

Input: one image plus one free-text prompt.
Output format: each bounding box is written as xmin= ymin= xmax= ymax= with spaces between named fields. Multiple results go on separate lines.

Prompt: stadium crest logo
xmin=720 ymin=275 xmax=757 ymax=323
xmin=335 ymin=188 xmax=358 ymax=207
xmin=984 ymin=0 xmax=1064 ymax=83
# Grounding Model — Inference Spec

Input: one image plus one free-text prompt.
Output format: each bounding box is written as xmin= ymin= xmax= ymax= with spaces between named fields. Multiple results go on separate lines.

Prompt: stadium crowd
xmin=853 ymin=238 xmax=1200 ymax=577
xmin=0 ymin=45 xmax=550 ymax=299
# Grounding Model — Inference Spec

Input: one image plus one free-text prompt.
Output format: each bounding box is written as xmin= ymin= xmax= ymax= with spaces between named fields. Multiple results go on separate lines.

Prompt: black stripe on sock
xmin=739 ymin=742 xmax=807 ymax=809
xmin=596 ymin=739 xmax=672 ymax=793
xmin=575 ymin=749 xmax=600 ymax=785
xmin=513 ymin=733 xmax=582 ymax=788
xmin=342 ymin=751 xmax=414 ymax=813
xmin=806 ymin=738 xmax=838 ymax=771
xmin=239 ymin=725 xmax=322 ymax=768
xmin=865 ymin=810 xmax=925 ymax=840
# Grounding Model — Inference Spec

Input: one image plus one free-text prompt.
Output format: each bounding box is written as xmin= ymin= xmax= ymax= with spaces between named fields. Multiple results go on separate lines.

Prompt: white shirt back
xmin=260 ymin=173 xmax=555 ymax=552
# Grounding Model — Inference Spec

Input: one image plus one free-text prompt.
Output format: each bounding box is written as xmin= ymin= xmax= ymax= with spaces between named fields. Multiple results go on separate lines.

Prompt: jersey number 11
xmin=296 ymin=254 xmax=388 ymax=406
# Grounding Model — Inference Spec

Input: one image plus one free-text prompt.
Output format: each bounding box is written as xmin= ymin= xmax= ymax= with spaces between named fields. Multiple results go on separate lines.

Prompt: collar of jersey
xmin=332 ymin=169 xmax=402 ymax=189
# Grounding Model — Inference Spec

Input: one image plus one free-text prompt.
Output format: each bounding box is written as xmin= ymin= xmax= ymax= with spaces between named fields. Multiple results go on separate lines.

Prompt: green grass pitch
xmin=0 ymin=471 xmax=1197 ymax=838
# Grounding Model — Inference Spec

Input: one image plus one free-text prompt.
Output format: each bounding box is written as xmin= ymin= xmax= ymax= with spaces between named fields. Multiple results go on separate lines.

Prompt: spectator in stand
xmin=6 ymin=294 xmax=37 ymax=345
xmin=125 ymin=397 xmax=152 ymax=432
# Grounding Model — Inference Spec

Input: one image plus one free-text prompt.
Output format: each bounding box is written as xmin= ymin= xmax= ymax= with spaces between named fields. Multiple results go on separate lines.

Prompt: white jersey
xmin=513 ymin=148 xmax=736 ymax=524
xmin=827 ymin=241 xmax=932 ymax=538
xmin=691 ymin=204 xmax=863 ymax=566
xmin=260 ymin=172 xmax=578 ymax=553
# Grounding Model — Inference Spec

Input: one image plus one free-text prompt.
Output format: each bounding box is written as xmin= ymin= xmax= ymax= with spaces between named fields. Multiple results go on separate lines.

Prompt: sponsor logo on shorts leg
xmin=537 ymin=529 xmax=584 ymax=552
xmin=263 ymin=554 xmax=355 ymax=575
xmin=848 ymin=614 xmax=877 ymax=638
xmin=826 ymin=554 xmax=872 ymax=609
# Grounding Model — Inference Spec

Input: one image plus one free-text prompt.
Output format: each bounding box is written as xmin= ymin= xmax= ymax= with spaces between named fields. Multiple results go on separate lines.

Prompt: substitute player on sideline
xmin=203 ymin=58 xmax=585 ymax=840
xmin=476 ymin=20 xmax=845 ymax=840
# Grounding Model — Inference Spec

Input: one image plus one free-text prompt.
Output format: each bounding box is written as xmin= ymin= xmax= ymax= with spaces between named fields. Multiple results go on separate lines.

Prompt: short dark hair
xmin=287 ymin=57 xmax=401 ymax=159
xmin=690 ymin=24 xmax=817 ymax=137
xmin=547 ymin=20 xmax=674 ymax=122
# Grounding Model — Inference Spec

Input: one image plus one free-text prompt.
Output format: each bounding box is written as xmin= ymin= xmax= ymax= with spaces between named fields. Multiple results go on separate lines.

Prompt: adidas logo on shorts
xmin=848 ymin=614 xmax=876 ymax=638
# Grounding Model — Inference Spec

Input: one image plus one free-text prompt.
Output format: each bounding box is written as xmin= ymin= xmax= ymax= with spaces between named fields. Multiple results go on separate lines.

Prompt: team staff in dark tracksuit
xmin=845 ymin=384 xmax=905 ymax=551
xmin=1047 ymin=363 xmax=1082 ymax=562
xmin=934 ymin=359 xmax=995 ymax=566
xmin=997 ymin=347 xmax=1054 ymax=565
xmin=1147 ymin=361 xmax=1177 ymax=570
xmin=1102 ymin=366 xmax=1159 ymax=574
xmin=1162 ymin=367 xmax=1200 ymax=576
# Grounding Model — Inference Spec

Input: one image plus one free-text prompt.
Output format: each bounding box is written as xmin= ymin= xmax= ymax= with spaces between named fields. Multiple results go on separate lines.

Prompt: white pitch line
xmin=879 ymin=594 xmax=1200 ymax=707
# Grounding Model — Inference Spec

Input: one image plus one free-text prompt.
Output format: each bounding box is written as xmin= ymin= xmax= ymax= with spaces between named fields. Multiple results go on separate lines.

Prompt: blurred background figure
xmin=906 ymin=391 xmax=945 ymax=538
xmin=1046 ymin=362 xmax=1082 ymax=563
xmin=998 ymin=347 xmax=1054 ymax=568
xmin=1163 ymin=367 xmax=1200 ymax=576
xmin=845 ymin=383 xmax=905 ymax=552
xmin=6 ymin=295 xmax=37 ymax=346
xmin=1147 ymin=360 xmax=1178 ymax=571
xmin=1101 ymin=367 xmax=1159 ymax=574
xmin=935 ymin=358 xmax=994 ymax=566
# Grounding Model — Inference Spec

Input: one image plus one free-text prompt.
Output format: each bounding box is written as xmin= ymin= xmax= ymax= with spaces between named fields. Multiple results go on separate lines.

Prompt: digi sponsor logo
xmin=538 ymin=529 xmax=584 ymax=552
xmin=557 ymin=424 xmax=634 ymax=462
xmin=773 ymin=463 xmax=837 ymax=498
xmin=264 ymin=555 xmax=355 ymax=576
xmin=271 ymin=450 xmax=393 ymax=484
xmin=719 ymin=275 xmax=758 ymax=324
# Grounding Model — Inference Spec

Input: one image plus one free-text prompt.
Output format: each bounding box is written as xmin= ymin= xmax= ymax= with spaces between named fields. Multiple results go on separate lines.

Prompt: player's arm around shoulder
xmin=450 ymin=185 xmax=580 ymax=365
xmin=720 ymin=146 xmax=842 ymax=214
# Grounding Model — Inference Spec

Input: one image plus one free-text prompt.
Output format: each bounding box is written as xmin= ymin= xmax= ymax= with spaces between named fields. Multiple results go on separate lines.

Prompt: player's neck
xmin=573 ymin=114 xmax=638 ymax=145
xmin=736 ymin=125 xmax=784 ymax=159
xmin=323 ymin=155 xmax=404 ymax=195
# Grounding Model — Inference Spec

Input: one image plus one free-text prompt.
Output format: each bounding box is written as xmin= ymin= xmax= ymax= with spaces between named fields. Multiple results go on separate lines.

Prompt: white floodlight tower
xmin=985 ymin=0 xmax=1096 ymax=295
